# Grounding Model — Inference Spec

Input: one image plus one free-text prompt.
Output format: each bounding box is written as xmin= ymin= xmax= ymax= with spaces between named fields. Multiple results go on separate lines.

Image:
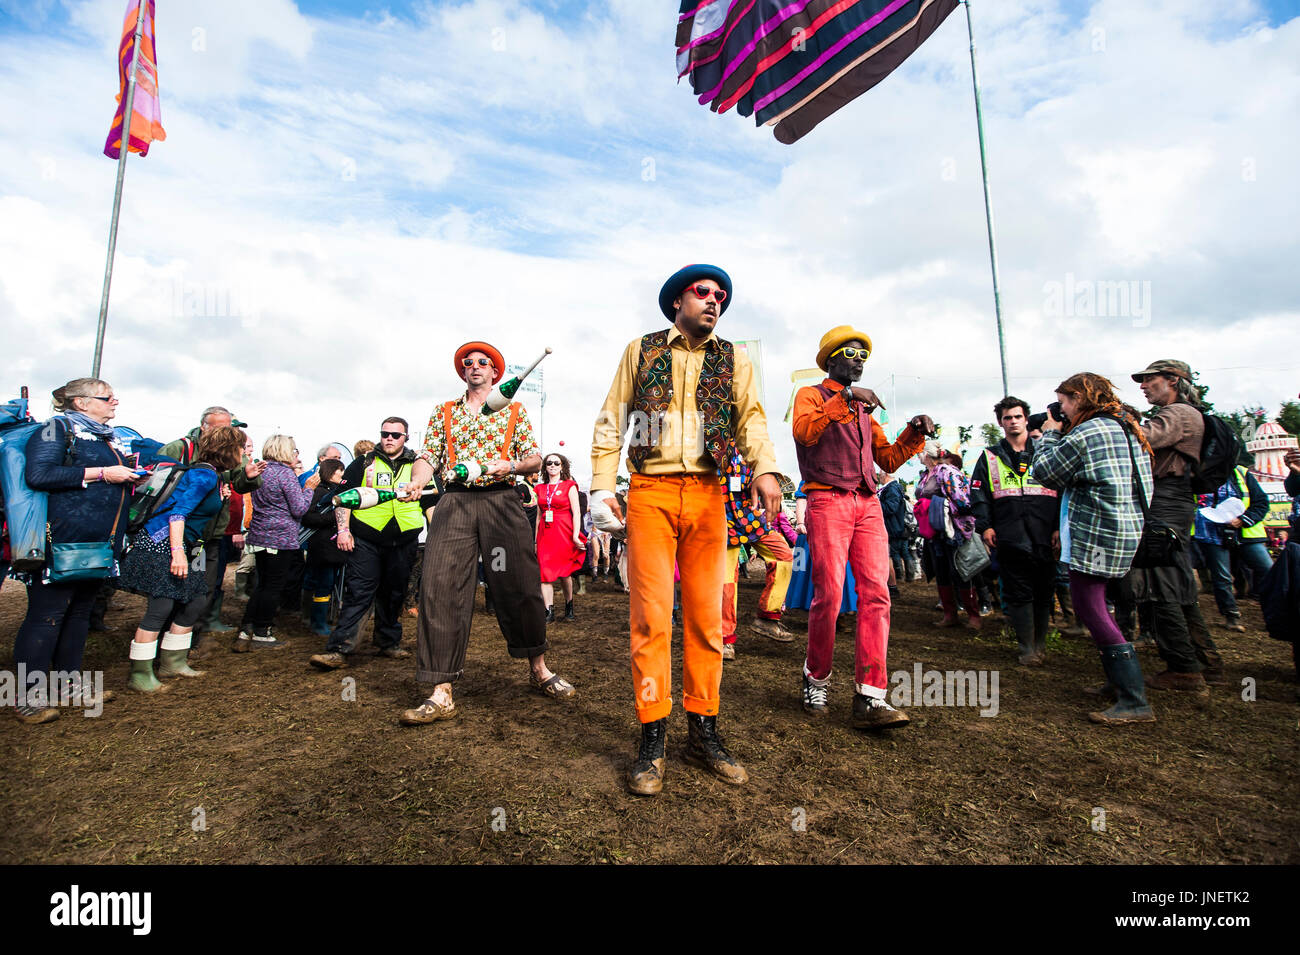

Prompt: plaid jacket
xmin=1031 ymin=418 xmax=1153 ymax=578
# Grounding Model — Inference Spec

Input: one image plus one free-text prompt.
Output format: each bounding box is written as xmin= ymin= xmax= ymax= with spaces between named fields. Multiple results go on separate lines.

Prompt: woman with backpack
xmin=13 ymin=378 xmax=142 ymax=723
xmin=233 ymin=435 xmax=313 ymax=651
xmin=917 ymin=444 xmax=982 ymax=630
xmin=118 ymin=425 xmax=247 ymax=692
xmin=1032 ymin=372 xmax=1156 ymax=725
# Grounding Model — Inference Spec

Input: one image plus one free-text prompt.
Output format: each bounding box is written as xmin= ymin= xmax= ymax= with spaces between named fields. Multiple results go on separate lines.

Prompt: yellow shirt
xmin=590 ymin=327 xmax=778 ymax=494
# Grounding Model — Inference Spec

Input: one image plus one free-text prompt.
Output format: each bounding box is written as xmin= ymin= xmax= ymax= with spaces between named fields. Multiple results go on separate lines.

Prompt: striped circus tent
xmin=676 ymin=0 xmax=960 ymax=144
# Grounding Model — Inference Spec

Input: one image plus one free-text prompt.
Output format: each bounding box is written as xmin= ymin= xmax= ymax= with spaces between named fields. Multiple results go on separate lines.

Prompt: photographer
xmin=1031 ymin=373 xmax=1156 ymax=725
xmin=1129 ymin=360 xmax=1224 ymax=690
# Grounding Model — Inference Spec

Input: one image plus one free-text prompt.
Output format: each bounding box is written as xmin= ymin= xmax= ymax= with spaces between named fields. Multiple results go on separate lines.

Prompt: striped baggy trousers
xmin=415 ymin=485 xmax=549 ymax=684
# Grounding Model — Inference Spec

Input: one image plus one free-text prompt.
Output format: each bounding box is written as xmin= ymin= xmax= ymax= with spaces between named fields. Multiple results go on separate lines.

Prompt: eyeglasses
xmin=545 ymin=460 xmax=561 ymax=467
xmin=687 ymin=284 xmax=727 ymax=304
xmin=830 ymin=346 xmax=869 ymax=360
xmin=78 ymin=394 xmax=119 ymax=403
xmin=462 ymin=357 xmax=494 ymax=368
xmin=380 ymin=431 xmax=406 ymax=439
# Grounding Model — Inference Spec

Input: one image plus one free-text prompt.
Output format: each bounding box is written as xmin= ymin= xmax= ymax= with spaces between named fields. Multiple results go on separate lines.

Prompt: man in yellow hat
xmin=395 ymin=341 xmax=575 ymax=726
xmin=792 ymin=326 xmax=933 ymax=729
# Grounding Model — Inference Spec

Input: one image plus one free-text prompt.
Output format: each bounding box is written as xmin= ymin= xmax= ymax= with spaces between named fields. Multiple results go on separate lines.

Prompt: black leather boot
xmin=684 ymin=713 xmax=748 ymax=785
xmin=564 ymin=600 xmax=575 ymax=621
xmin=626 ymin=718 xmax=667 ymax=796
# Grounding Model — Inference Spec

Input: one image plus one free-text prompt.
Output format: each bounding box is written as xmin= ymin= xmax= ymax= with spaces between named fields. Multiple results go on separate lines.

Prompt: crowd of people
xmin=4 ymin=263 xmax=1298 ymax=801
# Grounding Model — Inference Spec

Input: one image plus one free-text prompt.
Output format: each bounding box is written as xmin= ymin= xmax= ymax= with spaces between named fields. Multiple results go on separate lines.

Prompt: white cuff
xmin=591 ymin=489 xmax=616 ymax=504
xmin=161 ymin=632 xmax=192 ymax=651
xmin=855 ymin=682 xmax=887 ymax=699
xmin=129 ymin=639 xmax=159 ymax=660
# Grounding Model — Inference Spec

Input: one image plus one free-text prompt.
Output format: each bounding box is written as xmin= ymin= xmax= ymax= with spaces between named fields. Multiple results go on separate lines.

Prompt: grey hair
xmin=51 ymin=378 xmax=109 ymax=412
xmin=316 ymin=444 xmax=335 ymax=460
xmin=1172 ymin=376 xmax=1205 ymax=410
xmin=200 ymin=405 xmax=231 ymax=426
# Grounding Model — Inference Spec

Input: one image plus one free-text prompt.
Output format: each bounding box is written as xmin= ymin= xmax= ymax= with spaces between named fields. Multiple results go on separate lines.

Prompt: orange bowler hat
xmin=454 ymin=341 xmax=505 ymax=384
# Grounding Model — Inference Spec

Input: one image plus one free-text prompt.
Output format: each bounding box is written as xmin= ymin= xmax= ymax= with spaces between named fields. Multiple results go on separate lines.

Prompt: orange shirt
xmin=793 ymin=379 xmax=925 ymax=490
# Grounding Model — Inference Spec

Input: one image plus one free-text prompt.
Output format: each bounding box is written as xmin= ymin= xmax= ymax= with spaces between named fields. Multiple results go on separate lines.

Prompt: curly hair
xmin=1055 ymin=373 xmax=1152 ymax=456
xmin=542 ymin=452 xmax=572 ymax=482
xmin=197 ymin=426 xmax=247 ymax=472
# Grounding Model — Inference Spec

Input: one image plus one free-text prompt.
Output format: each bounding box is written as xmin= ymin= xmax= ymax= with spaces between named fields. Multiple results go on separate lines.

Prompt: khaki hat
xmin=816 ymin=325 xmax=873 ymax=371
xmin=1131 ymin=359 xmax=1192 ymax=383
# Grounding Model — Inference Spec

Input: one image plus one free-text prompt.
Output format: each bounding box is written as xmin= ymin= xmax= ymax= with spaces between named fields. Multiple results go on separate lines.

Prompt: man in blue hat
xmin=591 ymin=263 xmax=781 ymax=796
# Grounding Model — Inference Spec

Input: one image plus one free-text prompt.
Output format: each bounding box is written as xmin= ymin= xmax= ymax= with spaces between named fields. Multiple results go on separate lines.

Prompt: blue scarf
xmin=62 ymin=410 xmax=116 ymax=438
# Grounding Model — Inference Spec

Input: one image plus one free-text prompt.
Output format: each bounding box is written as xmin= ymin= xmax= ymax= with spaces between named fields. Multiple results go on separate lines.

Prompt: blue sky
xmin=1 ymin=1 xmax=1297 ymax=480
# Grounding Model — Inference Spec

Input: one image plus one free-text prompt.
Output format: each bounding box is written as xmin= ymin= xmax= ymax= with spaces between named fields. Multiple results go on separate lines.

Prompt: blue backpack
xmin=0 ymin=396 xmax=52 ymax=571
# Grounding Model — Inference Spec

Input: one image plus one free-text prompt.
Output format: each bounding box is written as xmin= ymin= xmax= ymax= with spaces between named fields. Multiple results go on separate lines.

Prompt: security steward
xmin=970 ymin=396 xmax=1060 ymax=666
xmin=309 ymin=417 xmax=425 ymax=668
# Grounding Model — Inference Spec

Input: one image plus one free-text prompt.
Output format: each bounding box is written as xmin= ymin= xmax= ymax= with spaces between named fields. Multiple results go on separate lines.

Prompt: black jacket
xmin=970 ymin=438 xmax=1059 ymax=558
xmin=302 ymin=484 xmax=348 ymax=565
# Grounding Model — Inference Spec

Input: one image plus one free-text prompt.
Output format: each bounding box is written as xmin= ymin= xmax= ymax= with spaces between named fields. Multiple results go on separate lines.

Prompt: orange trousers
xmin=627 ymin=474 xmax=726 ymax=723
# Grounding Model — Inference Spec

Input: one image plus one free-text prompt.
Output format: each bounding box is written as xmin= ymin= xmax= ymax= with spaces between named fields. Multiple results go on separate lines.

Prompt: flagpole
xmin=962 ymin=0 xmax=1009 ymax=396
xmin=92 ymin=0 xmax=149 ymax=378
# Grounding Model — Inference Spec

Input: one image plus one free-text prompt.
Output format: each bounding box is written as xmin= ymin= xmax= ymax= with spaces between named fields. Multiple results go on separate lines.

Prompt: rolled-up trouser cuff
xmin=416 ymin=667 xmax=463 ymax=685
xmin=683 ymin=693 xmax=719 ymax=716
xmin=508 ymin=640 xmax=549 ymax=660
xmin=637 ymin=699 xmax=672 ymax=723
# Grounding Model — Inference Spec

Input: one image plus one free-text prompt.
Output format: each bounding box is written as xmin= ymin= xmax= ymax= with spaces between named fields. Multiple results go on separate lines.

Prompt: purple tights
xmin=1068 ymin=569 xmax=1127 ymax=648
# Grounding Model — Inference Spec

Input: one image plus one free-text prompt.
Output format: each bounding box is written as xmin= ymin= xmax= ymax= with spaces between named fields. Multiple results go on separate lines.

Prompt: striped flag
xmin=676 ymin=0 xmax=960 ymax=144
xmin=103 ymin=0 xmax=166 ymax=159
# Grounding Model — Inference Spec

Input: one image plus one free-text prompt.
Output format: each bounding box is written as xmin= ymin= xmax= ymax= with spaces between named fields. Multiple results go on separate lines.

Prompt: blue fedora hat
xmin=658 ymin=263 xmax=732 ymax=321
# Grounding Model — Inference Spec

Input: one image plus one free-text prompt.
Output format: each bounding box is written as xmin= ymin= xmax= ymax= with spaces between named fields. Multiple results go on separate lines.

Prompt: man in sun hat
xmin=395 ymin=341 xmax=575 ymax=726
xmin=792 ymin=325 xmax=934 ymax=729
xmin=591 ymin=263 xmax=780 ymax=796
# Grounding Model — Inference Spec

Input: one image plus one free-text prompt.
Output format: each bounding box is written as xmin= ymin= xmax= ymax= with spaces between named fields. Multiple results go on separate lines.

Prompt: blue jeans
xmin=14 ymin=579 xmax=100 ymax=691
xmin=1197 ymin=540 xmax=1275 ymax=615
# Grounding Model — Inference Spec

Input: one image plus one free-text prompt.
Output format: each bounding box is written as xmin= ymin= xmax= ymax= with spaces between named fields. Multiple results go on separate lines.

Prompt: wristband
xmin=99 ymin=468 xmax=106 ymax=482
xmin=510 ymin=460 xmax=517 ymax=474
xmin=171 ymin=545 xmax=185 ymax=553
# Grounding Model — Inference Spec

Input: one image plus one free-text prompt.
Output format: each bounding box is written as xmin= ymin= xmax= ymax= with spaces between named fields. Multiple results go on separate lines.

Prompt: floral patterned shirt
xmin=421 ymin=396 xmax=539 ymax=487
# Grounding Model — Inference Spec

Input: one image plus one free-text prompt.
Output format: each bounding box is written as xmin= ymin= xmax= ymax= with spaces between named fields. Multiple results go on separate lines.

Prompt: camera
xmin=1047 ymin=401 xmax=1070 ymax=427
xmin=1027 ymin=411 xmax=1048 ymax=433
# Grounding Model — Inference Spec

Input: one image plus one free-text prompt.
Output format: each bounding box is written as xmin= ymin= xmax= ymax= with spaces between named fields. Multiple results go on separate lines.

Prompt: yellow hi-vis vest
xmin=985 ymin=448 xmax=1059 ymax=501
xmin=1233 ymin=466 xmax=1266 ymax=540
xmin=350 ymin=454 xmax=424 ymax=534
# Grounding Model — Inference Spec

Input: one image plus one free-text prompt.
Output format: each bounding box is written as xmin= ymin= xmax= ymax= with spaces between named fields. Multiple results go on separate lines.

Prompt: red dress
xmin=535 ymin=478 xmax=585 ymax=582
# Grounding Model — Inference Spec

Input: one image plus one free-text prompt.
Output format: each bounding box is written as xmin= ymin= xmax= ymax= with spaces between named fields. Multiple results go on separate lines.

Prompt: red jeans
xmin=805 ymin=488 xmax=891 ymax=696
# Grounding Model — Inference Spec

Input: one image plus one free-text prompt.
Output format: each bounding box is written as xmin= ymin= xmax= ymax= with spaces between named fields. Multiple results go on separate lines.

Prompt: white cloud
xmin=1 ymin=0 xmax=1297 ymax=482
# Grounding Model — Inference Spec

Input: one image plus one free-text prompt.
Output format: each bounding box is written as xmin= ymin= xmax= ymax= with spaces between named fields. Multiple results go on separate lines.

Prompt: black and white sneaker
xmin=802 ymin=675 xmax=830 ymax=716
xmin=250 ymin=628 xmax=287 ymax=650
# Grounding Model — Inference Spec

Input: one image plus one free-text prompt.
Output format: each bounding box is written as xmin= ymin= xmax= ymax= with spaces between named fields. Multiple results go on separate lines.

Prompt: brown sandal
xmin=530 ymin=672 xmax=577 ymax=700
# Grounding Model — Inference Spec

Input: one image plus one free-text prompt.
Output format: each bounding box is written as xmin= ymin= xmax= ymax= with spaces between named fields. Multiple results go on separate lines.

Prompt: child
xmin=301 ymin=458 xmax=348 ymax=636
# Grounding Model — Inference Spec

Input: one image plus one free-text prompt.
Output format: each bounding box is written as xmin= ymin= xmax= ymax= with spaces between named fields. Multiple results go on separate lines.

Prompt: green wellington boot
xmin=127 ymin=640 xmax=170 ymax=693
xmin=156 ymin=631 xmax=205 ymax=678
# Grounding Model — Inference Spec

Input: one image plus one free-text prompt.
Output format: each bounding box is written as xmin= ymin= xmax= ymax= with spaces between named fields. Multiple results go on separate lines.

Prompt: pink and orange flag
xmin=103 ymin=0 xmax=166 ymax=159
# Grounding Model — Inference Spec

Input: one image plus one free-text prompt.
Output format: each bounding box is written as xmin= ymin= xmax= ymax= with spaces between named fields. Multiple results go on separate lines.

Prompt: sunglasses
xmin=830 ymin=346 xmax=869 ymax=360
xmin=462 ymin=357 xmax=494 ymax=368
xmin=380 ymin=431 xmax=406 ymax=439
xmin=687 ymin=284 xmax=727 ymax=304
xmin=79 ymin=394 xmax=118 ymax=403
xmin=545 ymin=460 xmax=562 ymax=467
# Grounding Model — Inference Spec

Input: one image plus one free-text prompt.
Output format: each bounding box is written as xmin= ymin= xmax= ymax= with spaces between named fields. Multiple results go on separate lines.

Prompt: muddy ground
xmin=1 ymin=567 xmax=1296 ymax=865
